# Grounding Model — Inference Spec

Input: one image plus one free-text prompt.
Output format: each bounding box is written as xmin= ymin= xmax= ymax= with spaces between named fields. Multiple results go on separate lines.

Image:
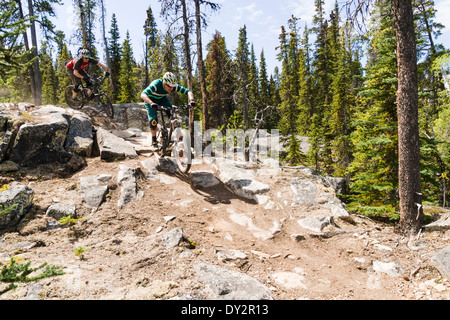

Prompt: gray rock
xmin=141 ymin=158 xmax=159 ymax=179
xmin=191 ymin=171 xmax=220 ymax=188
xmin=424 ymin=216 xmax=450 ymax=231
xmin=219 ymin=162 xmax=270 ymax=201
xmin=215 ymin=249 xmax=248 ymax=262
xmin=79 ymin=175 xmax=109 ymax=209
xmin=194 ymin=263 xmax=273 ymax=300
xmin=117 ymin=165 xmax=137 ymax=209
xmin=0 ymin=182 xmax=34 ymax=229
xmin=156 ymin=157 xmax=178 ymax=174
xmin=160 ymin=227 xmax=185 ymax=249
xmin=0 ymin=115 xmax=13 ymax=162
xmin=65 ymin=112 xmax=93 ymax=157
xmin=96 ymin=127 xmax=137 ymax=161
xmin=291 ymin=178 xmax=317 ymax=206
xmin=372 ymin=261 xmax=402 ymax=277
xmin=26 ymin=283 xmax=42 ymax=300
xmin=46 ymin=203 xmax=76 ymax=221
xmin=9 ymin=113 xmax=71 ymax=167
xmin=297 ymin=216 xmax=335 ymax=233
xmin=0 ymin=160 xmax=19 ymax=172
xmin=84 ymin=185 xmax=108 ymax=209
xmin=431 ymin=245 xmax=450 ymax=281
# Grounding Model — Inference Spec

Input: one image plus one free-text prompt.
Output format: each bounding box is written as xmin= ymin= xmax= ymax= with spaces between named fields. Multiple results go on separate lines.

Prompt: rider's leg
xmin=68 ymin=69 xmax=83 ymax=99
xmin=145 ymin=104 xmax=159 ymax=148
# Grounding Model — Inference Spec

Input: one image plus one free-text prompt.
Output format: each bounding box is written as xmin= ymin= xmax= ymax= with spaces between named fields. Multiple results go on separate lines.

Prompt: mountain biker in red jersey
xmin=140 ymin=72 xmax=195 ymax=151
xmin=66 ymin=49 xmax=110 ymax=101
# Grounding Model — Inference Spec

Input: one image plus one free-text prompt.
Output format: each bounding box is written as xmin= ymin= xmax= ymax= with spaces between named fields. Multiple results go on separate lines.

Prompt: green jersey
xmin=142 ymin=79 xmax=190 ymax=105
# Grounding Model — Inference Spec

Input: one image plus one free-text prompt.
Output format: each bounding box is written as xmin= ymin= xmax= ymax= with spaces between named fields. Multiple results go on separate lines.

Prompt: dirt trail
xmin=0 ymin=122 xmax=449 ymax=300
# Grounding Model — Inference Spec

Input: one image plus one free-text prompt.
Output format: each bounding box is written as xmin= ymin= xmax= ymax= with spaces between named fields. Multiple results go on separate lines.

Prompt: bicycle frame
xmin=155 ymin=105 xmax=192 ymax=173
xmin=79 ymin=75 xmax=108 ymax=101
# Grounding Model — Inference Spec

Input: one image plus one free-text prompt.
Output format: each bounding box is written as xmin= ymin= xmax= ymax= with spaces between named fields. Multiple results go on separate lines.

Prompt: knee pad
xmin=150 ymin=119 xmax=158 ymax=130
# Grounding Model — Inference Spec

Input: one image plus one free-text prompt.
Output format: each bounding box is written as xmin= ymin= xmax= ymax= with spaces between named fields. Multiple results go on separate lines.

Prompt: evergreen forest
xmin=1 ymin=0 xmax=450 ymax=226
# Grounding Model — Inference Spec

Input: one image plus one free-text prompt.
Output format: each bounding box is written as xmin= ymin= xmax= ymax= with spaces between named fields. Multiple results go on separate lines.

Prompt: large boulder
xmin=95 ymin=127 xmax=137 ymax=161
xmin=65 ymin=111 xmax=94 ymax=157
xmin=9 ymin=111 xmax=71 ymax=167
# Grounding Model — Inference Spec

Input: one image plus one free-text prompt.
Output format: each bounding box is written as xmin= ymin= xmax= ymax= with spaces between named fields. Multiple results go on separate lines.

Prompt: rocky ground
xmin=0 ymin=112 xmax=449 ymax=301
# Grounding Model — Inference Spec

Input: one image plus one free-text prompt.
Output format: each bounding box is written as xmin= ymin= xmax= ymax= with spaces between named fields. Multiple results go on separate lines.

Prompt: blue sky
xmin=54 ymin=0 xmax=450 ymax=75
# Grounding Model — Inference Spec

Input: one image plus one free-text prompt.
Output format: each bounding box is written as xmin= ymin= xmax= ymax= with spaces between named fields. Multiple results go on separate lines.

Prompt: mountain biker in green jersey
xmin=140 ymin=72 xmax=195 ymax=151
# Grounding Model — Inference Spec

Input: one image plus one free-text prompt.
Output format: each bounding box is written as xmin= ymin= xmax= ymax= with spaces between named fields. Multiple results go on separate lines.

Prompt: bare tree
xmin=194 ymin=0 xmax=209 ymax=133
xmin=98 ymin=0 xmax=111 ymax=75
xmin=194 ymin=0 xmax=221 ymax=133
xmin=15 ymin=0 xmax=36 ymax=103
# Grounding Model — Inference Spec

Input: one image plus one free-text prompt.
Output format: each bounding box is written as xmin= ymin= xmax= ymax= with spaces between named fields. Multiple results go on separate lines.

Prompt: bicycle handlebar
xmin=154 ymin=105 xmax=192 ymax=112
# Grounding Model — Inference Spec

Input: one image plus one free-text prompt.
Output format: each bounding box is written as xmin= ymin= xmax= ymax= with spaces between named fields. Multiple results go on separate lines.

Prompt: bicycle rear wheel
xmin=173 ymin=128 xmax=191 ymax=173
xmin=96 ymin=93 xmax=114 ymax=118
xmin=65 ymin=86 xmax=84 ymax=109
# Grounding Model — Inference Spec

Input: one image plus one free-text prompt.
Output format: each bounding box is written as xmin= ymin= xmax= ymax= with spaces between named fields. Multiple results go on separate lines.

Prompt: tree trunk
xmin=180 ymin=0 xmax=194 ymax=143
xmin=99 ymin=0 xmax=111 ymax=70
xmin=194 ymin=0 xmax=209 ymax=133
xmin=28 ymin=0 xmax=42 ymax=105
xmin=393 ymin=0 xmax=423 ymax=235
xmin=77 ymin=0 xmax=88 ymax=49
xmin=15 ymin=0 xmax=36 ymax=103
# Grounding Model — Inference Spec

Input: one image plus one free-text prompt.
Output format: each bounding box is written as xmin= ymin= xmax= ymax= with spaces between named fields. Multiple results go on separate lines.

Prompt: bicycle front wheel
xmin=65 ymin=86 xmax=84 ymax=109
xmin=173 ymin=128 xmax=191 ymax=173
xmin=96 ymin=93 xmax=114 ymax=118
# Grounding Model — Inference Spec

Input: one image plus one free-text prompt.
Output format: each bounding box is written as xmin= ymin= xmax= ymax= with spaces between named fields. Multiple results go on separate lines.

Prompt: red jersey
xmin=66 ymin=57 xmax=98 ymax=71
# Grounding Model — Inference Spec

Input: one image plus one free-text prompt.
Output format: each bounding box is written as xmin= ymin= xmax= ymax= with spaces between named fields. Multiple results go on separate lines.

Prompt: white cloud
xmin=235 ymin=3 xmax=264 ymax=22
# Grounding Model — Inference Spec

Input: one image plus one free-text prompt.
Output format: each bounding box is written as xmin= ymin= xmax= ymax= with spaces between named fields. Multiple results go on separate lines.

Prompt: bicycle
xmin=64 ymin=75 xmax=114 ymax=118
xmin=154 ymin=104 xmax=193 ymax=173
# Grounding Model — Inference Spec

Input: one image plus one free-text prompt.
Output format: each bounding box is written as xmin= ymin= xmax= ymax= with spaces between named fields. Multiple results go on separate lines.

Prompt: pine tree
xmin=39 ymin=42 xmax=58 ymax=104
xmin=205 ymin=31 xmax=235 ymax=129
xmin=55 ymin=42 xmax=72 ymax=104
xmin=108 ymin=13 xmax=121 ymax=102
xmin=259 ymin=49 xmax=269 ymax=108
xmin=248 ymin=44 xmax=259 ymax=123
xmin=329 ymin=23 xmax=362 ymax=179
xmin=308 ymin=1 xmax=336 ymax=174
xmin=143 ymin=6 xmax=158 ymax=88
xmin=277 ymin=16 xmax=304 ymax=166
xmin=235 ymin=25 xmax=251 ymax=130
xmin=347 ymin=1 xmax=399 ymax=218
xmin=297 ymin=24 xmax=313 ymax=135
xmin=432 ymin=54 xmax=450 ymax=206
xmin=415 ymin=0 xmax=448 ymax=206
xmin=118 ymin=31 xmax=137 ymax=103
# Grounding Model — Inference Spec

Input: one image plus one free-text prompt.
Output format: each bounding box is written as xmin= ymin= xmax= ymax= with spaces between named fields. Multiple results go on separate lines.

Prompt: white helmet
xmin=163 ymin=72 xmax=177 ymax=87
xmin=80 ymin=49 xmax=90 ymax=58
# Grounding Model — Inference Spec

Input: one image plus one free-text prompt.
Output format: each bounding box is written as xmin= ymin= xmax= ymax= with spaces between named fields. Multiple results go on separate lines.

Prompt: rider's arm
xmin=97 ymin=62 xmax=108 ymax=73
xmin=187 ymin=91 xmax=194 ymax=102
xmin=175 ymin=85 xmax=195 ymax=105
xmin=140 ymin=92 xmax=153 ymax=105
xmin=73 ymin=69 xmax=84 ymax=79
xmin=141 ymin=92 xmax=158 ymax=109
